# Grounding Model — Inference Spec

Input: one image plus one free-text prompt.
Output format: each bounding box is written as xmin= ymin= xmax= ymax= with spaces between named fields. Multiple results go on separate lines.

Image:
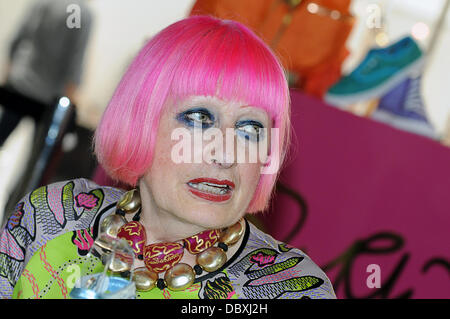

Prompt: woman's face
xmin=141 ymin=95 xmax=271 ymax=230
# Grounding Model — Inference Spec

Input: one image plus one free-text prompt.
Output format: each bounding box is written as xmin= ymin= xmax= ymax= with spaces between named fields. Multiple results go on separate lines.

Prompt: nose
xmin=211 ymin=158 xmax=234 ymax=168
xmin=209 ymin=128 xmax=236 ymax=169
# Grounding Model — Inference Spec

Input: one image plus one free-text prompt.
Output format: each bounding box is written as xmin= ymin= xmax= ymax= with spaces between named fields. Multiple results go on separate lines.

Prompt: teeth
xmin=188 ymin=182 xmax=230 ymax=195
xmin=204 ymin=183 xmax=228 ymax=188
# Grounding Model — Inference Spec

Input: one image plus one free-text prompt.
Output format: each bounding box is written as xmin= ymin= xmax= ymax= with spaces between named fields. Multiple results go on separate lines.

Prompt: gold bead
xmin=196 ymin=247 xmax=227 ymax=272
xmin=219 ymin=219 xmax=245 ymax=246
xmin=107 ymin=254 xmax=132 ymax=273
xmin=94 ymin=233 xmax=116 ymax=252
xmin=100 ymin=214 xmax=127 ymax=238
xmin=132 ymin=267 xmax=158 ymax=291
xmin=117 ymin=189 xmax=141 ymax=215
xmin=96 ymin=236 xmax=134 ymax=273
xmin=164 ymin=263 xmax=195 ymax=291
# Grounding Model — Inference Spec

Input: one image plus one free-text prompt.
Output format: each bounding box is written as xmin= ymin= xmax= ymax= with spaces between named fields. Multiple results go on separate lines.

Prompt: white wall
xmin=76 ymin=0 xmax=196 ymax=128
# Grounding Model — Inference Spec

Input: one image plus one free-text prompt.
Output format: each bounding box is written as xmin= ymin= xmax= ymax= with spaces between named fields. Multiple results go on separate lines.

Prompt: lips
xmin=186 ymin=178 xmax=235 ymax=202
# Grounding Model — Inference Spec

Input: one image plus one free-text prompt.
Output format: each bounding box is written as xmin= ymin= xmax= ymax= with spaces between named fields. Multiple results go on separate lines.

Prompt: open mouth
xmin=186 ymin=178 xmax=234 ymax=202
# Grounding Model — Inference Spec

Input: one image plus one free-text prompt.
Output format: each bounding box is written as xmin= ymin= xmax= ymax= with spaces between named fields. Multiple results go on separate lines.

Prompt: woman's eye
xmin=177 ymin=108 xmax=215 ymax=128
xmin=236 ymin=121 xmax=265 ymax=142
xmin=186 ymin=112 xmax=211 ymax=124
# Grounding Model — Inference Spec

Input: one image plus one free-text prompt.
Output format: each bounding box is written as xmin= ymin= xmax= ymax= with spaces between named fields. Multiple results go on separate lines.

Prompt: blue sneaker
xmin=325 ymin=36 xmax=424 ymax=107
xmin=371 ymin=75 xmax=438 ymax=139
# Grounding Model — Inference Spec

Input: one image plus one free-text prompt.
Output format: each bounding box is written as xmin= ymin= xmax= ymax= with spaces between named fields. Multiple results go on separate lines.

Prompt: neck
xmin=137 ymin=180 xmax=209 ymax=243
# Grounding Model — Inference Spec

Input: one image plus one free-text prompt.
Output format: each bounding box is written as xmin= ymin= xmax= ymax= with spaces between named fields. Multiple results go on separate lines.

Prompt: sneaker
xmin=371 ymin=75 xmax=438 ymax=139
xmin=325 ymin=36 xmax=424 ymax=107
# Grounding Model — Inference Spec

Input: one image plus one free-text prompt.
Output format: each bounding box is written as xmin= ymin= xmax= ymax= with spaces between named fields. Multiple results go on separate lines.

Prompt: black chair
xmin=0 ymin=86 xmax=75 ymax=226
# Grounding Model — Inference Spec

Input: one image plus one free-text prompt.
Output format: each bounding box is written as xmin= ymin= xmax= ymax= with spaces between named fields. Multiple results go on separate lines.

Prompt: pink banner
xmin=262 ymin=89 xmax=450 ymax=299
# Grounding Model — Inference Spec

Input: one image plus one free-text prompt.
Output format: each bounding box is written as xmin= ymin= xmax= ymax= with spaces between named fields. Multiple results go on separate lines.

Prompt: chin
xmin=183 ymin=208 xmax=236 ymax=229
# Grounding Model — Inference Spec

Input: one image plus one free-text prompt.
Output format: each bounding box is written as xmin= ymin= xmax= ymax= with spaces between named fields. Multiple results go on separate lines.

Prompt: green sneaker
xmin=325 ymin=36 xmax=424 ymax=108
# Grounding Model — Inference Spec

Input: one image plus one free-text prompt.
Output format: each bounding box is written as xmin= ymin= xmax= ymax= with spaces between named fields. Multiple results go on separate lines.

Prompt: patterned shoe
xmin=325 ymin=36 xmax=424 ymax=108
xmin=371 ymin=75 xmax=438 ymax=139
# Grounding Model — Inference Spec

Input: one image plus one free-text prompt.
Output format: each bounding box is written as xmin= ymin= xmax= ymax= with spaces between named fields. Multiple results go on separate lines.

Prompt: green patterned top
xmin=0 ymin=179 xmax=336 ymax=299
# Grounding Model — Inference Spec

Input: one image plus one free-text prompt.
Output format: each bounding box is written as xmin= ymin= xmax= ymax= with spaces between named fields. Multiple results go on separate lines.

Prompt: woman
xmin=0 ymin=16 xmax=335 ymax=299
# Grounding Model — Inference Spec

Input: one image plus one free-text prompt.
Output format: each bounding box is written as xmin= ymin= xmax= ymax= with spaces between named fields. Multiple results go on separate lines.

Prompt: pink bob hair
xmin=94 ymin=15 xmax=291 ymax=213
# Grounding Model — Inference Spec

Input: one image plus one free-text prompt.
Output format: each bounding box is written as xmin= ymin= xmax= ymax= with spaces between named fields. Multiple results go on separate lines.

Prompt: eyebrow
xmin=238 ymin=105 xmax=269 ymax=119
xmin=178 ymin=100 xmax=268 ymax=118
xmin=239 ymin=104 xmax=255 ymax=109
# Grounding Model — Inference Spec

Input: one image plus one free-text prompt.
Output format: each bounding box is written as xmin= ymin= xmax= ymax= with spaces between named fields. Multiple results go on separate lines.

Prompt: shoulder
xmin=226 ymin=220 xmax=336 ymax=299
xmin=13 ymin=178 xmax=123 ymax=233
xmin=0 ymin=178 xmax=124 ymax=298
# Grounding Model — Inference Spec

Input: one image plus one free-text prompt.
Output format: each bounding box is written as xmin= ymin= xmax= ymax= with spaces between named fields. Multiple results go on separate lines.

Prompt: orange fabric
xmin=190 ymin=0 xmax=355 ymax=97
